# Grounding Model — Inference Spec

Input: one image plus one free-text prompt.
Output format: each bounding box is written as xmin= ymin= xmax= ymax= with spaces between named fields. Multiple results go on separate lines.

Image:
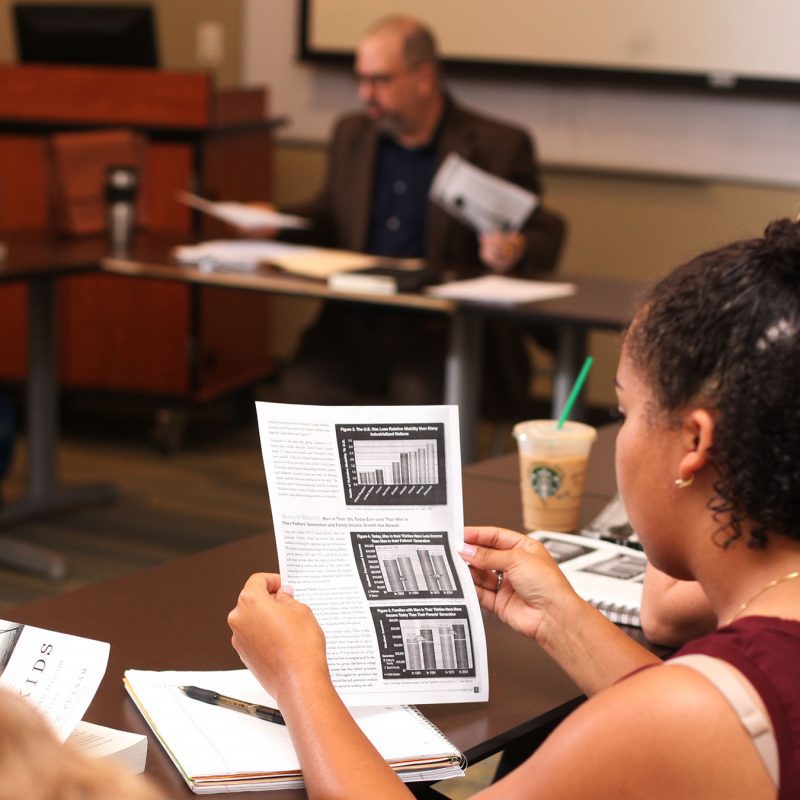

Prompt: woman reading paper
xmin=229 ymin=218 xmax=800 ymax=798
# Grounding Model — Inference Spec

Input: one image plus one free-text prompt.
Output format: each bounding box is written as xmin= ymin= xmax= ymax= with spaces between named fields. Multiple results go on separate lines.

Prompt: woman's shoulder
xmin=505 ymin=661 xmax=774 ymax=799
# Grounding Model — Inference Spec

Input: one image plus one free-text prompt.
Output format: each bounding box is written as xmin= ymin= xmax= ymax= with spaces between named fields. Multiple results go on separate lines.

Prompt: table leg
xmin=445 ymin=312 xmax=483 ymax=465
xmin=552 ymin=325 xmax=588 ymax=421
xmin=0 ymin=280 xmax=118 ymax=580
xmin=27 ymin=279 xmax=58 ymax=498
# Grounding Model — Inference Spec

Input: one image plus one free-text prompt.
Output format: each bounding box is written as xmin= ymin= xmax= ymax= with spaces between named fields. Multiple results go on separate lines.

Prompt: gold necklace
xmin=727 ymin=570 xmax=800 ymax=625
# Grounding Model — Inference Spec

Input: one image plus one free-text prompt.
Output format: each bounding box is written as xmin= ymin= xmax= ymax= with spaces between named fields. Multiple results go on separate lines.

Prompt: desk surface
xmin=8 ymin=426 xmax=630 ymax=798
xmin=0 ymin=232 xmax=108 ymax=282
xmin=102 ymin=236 xmax=455 ymax=314
xmin=100 ymin=236 xmax=648 ymax=327
xmin=10 ymin=535 xmax=582 ymax=799
xmin=0 ymin=232 xmax=645 ymax=338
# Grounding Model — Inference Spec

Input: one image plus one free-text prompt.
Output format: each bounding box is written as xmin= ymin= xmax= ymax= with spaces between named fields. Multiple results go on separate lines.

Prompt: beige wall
xmin=272 ymin=142 xmax=800 ymax=406
xmin=0 ymin=0 xmax=242 ymax=87
xmin=546 ymin=170 xmax=799 ymax=404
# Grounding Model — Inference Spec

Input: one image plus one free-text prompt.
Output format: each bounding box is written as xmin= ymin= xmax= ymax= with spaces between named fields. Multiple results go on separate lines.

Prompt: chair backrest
xmin=49 ymin=128 xmax=148 ymax=236
xmin=533 ymin=205 xmax=568 ymax=273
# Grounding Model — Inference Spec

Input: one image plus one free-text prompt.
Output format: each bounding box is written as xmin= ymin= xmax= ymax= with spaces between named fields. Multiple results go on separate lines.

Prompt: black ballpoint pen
xmin=178 ymin=685 xmax=286 ymax=725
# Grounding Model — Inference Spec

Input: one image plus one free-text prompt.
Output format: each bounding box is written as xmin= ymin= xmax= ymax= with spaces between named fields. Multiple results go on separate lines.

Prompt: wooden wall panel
xmin=199 ymin=128 xmax=274 ymax=237
xmin=0 ymin=70 xmax=274 ymax=402
xmin=0 ymin=135 xmax=50 ymax=230
xmin=59 ymin=273 xmax=191 ymax=394
xmin=197 ymin=287 xmax=271 ymax=398
xmin=142 ymin=141 xmax=195 ymax=233
xmin=0 ymin=66 xmax=211 ymax=128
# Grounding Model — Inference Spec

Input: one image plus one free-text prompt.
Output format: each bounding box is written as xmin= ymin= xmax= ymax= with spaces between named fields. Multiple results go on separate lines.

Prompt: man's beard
xmin=366 ymin=103 xmax=407 ymax=138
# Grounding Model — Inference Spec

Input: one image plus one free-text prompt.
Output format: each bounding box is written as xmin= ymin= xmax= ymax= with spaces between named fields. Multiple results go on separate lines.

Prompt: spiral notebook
xmin=124 ymin=669 xmax=464 ymax=793
xmin=529 ymin=531 xmax=646 ymax=626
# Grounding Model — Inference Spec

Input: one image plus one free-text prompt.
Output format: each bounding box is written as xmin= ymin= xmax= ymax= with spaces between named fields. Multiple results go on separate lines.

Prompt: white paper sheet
xmin=427 ymin=274 xmax=576 ymax=304
xmin=177 ymin=191 xmax=310 ymax=231
xmin=68 ymin=721 xmax=147 ymax=772
xmin=256 ymin=402 xmax=489 ymax=706
xmin=429 ymin=152 xmax=538 ymax=233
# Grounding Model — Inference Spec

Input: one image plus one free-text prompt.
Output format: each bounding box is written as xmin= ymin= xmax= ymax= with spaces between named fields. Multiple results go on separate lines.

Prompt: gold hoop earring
xmin=674 ymin=475 xmax=694 ymax=489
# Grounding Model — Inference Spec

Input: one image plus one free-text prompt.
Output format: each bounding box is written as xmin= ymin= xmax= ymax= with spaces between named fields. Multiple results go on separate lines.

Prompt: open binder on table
xmin=124 ymin=668 xmax=464 ymax=794
xmin=529 ymin=530 xmax=646 ymax=627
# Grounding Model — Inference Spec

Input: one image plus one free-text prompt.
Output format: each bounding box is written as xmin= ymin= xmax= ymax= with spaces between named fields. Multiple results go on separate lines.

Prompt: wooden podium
xmin=0 ymin=64 xmax=275 ymax=400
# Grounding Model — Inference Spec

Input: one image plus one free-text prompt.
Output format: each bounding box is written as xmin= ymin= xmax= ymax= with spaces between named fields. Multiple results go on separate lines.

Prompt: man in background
xmin=280 ymin=15 xmax=564 ymax=412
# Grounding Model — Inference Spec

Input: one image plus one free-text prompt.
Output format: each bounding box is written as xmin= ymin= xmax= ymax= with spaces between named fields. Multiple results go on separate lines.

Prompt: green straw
xmin=556 ymin=356 xmax=594 ymax=429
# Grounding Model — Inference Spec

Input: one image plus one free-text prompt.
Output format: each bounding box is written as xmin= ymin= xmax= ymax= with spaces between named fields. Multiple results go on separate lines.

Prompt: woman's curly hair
xmin=626 ymin=218 xmax=800 ymax=548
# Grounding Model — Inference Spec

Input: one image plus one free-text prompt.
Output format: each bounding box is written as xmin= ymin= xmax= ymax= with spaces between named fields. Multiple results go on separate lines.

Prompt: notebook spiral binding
xmin=593 ymin=600 xmax=641 ymax=627
xmin=405 ymin=705 xmax=467 ymax=770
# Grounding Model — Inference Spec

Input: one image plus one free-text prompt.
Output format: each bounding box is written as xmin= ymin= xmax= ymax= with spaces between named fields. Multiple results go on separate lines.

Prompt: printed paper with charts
xmin=256 ymin=402 xmax=488 ymax=706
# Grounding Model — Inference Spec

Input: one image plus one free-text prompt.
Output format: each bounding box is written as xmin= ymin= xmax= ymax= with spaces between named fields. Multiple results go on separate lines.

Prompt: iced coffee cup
xmin=513 ymin=420 xmax=597 ymax=533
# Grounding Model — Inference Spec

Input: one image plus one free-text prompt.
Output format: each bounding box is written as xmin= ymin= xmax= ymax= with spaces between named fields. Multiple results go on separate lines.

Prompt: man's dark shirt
xmin=367 ymin=134 xmax=438 ymax=258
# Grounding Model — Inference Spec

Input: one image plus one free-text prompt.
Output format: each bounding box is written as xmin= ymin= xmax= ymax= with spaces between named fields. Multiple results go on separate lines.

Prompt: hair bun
xmin=763 ymin=218 xmax=800 ymax=271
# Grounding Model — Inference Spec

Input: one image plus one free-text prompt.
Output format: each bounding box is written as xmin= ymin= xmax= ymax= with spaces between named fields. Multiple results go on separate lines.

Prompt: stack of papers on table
xmin=427 ymin=275 xmax=576 ymax=304
xmin=68 ymin=721 xmax=147 ymax=773
xmin=124 ymin=669 xmax=464 ymax=793
xmin=173 ymin=240 xmax=381 ymax=280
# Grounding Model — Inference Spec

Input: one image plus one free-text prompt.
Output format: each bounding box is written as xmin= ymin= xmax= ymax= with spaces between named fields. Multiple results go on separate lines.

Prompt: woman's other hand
xmin=228 ymin=573 xmax=329 ymax=702
xmin=460 ymin=525 xmax=577 ymax=642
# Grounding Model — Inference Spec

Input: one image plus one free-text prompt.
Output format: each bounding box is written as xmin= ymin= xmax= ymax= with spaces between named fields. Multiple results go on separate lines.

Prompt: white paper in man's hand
xmin=177 ymin=191 xmax=310 ymax=231
xmin=429 ymin=153 xmax=538 ymax=234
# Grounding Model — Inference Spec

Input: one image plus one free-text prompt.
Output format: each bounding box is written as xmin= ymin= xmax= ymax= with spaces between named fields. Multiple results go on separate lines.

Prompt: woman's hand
xmin=460 ymin=526 xmax=578 ymax=642
xmin=228 ymin=573 xmax=329 ymax=703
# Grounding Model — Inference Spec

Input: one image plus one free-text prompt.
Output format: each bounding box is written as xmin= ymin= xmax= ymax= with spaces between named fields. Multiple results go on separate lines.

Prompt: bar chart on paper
xmin=336 ymin=423 xmax=448 ymax=506
xmin=402 ymin=620 xmax=473 ymax=673
xmin=351 ymin=531 xmax=464 ymax=601
xmin=371 ymin=605 xmax=477 ymax=679
xmin=353 ymin=439 xmax=439 ymax=485
xmin=382 ymin=546 xmax=454 ymax=594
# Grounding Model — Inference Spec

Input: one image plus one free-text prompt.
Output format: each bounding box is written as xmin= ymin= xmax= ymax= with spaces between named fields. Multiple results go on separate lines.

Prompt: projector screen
xmin=300 ymin=0 xmax=800 ymax=90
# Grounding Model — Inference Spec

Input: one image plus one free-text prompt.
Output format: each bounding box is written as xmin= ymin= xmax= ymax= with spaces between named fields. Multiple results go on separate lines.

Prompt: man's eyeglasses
xmin=355 ymin=70 xmax=403 ymax=88
xmin=355 ymin=64 xmax=422 ymax=88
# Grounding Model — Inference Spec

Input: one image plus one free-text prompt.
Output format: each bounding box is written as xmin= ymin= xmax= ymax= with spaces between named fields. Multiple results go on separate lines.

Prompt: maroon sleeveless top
xmin=673 ymin=616 xmax=800 ymax=799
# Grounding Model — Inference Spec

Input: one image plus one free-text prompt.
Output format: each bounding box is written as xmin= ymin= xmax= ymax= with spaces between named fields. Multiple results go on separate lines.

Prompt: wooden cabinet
xmin=0 ymin=65 xmax=274 ymax=399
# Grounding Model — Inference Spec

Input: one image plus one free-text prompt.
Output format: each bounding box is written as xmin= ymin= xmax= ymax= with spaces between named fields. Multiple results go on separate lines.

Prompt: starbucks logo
xmin=528 ymin=464 xmax=562 ymax=499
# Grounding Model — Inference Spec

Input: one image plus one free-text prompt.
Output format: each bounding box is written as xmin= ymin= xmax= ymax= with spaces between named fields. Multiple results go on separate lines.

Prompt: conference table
xmin=8 ymin=424 xmax=662 ymax=798
xmin=0 ymin=233 xmax=118 ymax=578
xmin=102 ymin=236 xmax=646 ymax=463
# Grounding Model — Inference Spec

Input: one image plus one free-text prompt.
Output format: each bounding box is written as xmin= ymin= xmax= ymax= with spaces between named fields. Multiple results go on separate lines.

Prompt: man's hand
xmin=479 ymin=230 xmax=526 ymax=273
